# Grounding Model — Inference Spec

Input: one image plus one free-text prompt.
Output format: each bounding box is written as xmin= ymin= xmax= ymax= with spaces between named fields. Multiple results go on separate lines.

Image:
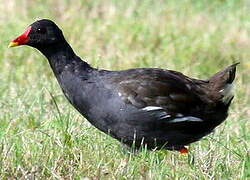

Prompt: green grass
xmin=0 ymin=0 xmax=250 ymax=179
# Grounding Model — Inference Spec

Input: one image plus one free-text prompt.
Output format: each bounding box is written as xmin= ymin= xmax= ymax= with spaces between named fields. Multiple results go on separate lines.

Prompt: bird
xmin=9 ymin=19 xmax=238 ymax=153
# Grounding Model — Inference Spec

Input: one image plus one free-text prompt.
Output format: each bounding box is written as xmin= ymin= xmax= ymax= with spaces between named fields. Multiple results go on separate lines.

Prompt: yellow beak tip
xmin=8 ymin=42 xmax=19 ymax=48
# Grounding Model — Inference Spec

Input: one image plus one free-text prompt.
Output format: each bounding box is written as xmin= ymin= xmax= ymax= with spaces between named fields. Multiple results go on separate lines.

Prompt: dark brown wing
xmin=107 ymin=68 xmax=209 ymax=122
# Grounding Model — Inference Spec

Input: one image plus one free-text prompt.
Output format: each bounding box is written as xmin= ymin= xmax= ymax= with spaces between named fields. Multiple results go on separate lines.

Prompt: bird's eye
xmin=37 ymin=28 xmax=46 ymax=34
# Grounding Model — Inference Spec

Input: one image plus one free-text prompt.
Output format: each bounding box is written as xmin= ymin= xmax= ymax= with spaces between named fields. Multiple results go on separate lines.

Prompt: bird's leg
xmin=178 ymin=147 xmax=188 ymax=154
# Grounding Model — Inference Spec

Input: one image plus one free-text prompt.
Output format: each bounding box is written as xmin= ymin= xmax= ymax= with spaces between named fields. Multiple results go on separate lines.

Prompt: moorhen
xmin=9 ymin=19 xmax=238 ymax=153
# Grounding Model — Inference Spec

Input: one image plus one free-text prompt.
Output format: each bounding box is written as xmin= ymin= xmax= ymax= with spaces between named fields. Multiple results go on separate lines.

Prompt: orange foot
xmin=179 ymin=147 xmax=188 ymax=154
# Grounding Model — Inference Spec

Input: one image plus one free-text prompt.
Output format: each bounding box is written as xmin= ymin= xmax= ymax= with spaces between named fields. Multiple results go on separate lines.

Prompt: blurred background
xmin=0 ymin=0 xmax=249 ymax=179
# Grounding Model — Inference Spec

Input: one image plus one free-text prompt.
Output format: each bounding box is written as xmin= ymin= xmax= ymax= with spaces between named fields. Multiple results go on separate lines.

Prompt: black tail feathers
xmin=208 ymin=63 xmax=239 ymax=105
xmin=209 ymin=62 xmax=239 ymax=86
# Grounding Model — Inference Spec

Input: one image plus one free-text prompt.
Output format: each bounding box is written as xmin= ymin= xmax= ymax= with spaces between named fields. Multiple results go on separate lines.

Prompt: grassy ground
xmin=0 ymin=0 xmax=249 ymax=179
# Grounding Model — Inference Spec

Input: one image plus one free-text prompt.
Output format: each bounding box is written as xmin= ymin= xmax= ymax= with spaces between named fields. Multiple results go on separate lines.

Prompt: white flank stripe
xmin=160 ymin=115 xmax=171 ymax=119
xmin=176 ymin=113 xmax=184 ymax=117
xmin=169 ymin=116 xmax=203 ymax=123
xmin=142 ymin=106 xmax=163 ymax=111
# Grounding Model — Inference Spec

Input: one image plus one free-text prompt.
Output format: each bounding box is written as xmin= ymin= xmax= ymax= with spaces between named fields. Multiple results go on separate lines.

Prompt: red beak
xmin=8 ymin=26 xmax=32 ymax=48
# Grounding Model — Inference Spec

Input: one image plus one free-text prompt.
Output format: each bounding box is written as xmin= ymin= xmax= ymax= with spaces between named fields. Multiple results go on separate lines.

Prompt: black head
xmin=9 ymin=19 xmax=65 ymax=48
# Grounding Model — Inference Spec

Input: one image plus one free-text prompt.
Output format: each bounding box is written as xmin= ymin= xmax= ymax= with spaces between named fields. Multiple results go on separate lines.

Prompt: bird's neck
xmin=37 ymin=41 xmax=92 ymax=75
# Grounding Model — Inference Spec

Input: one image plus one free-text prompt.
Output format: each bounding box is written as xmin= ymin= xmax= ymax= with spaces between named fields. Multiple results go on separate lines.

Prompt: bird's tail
xmin=208 ymin=63 xmax=239 ymax=106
